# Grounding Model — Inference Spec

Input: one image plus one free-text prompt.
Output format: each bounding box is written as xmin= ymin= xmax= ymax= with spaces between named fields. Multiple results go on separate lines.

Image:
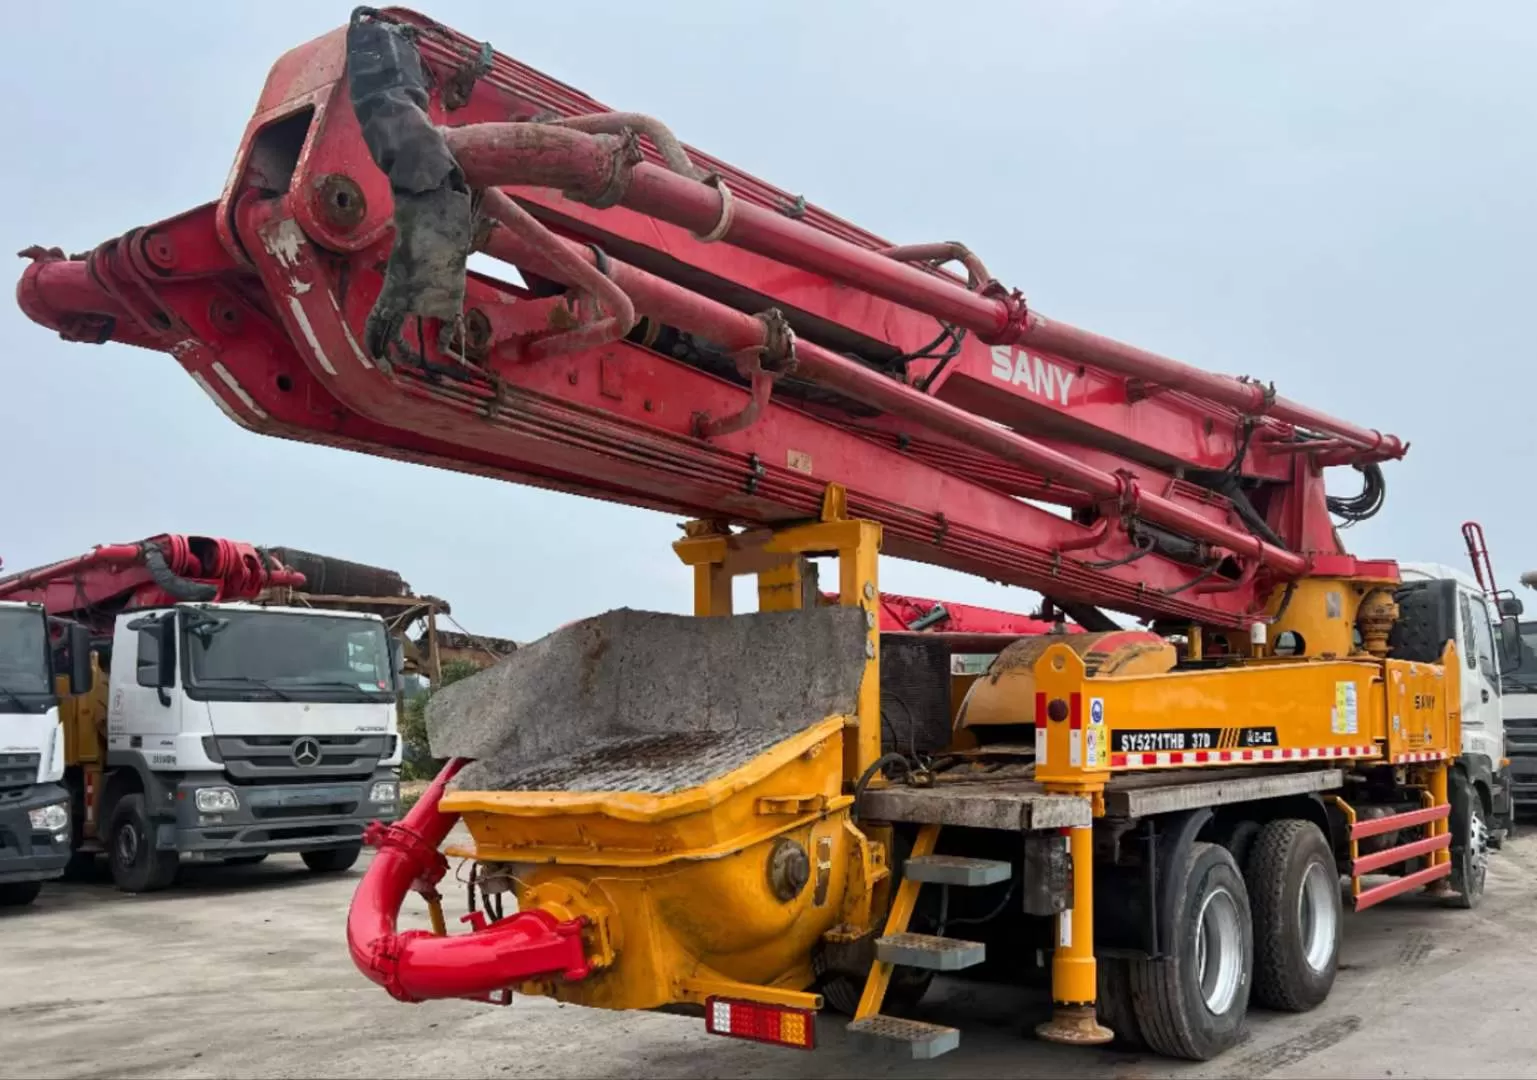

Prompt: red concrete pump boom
xmin=869 ymin=592 xmax=1070 ymax=636
xmin=14 ymin=8 xmax=1404 ymax=630
xmin=0 ymin=535 xmax=304 ymax=633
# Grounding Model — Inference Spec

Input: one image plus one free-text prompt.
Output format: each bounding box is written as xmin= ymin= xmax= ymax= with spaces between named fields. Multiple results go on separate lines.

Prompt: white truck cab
xmin=1398 ymin=563 xmax=1516 ymax=834
xmin=1497 ymin=619 xmax=1537 ymax=812
xmin=0 ymin=601 xmax=88 ymax=905
xmin=94 ymin=601 xmax=403 ymax=891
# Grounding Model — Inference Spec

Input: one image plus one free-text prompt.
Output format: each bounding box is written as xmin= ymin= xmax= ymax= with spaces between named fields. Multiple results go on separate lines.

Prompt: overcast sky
xmin=3 ymin=2 xmax=1533 ymax=641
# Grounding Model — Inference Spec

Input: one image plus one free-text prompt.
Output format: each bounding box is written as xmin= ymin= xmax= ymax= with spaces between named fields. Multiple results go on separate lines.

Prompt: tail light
xmin=705 ymin=996 xmax=816 ymax=1050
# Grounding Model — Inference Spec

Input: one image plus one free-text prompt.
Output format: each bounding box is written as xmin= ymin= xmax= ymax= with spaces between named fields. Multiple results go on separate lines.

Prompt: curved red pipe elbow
xmin=347 ymin=758 xmax=591 ymax=1003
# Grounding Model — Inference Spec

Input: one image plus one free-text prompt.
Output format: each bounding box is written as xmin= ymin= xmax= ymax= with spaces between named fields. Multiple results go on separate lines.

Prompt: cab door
xmin=1456 ymin=586 xmax=1504 ymax=766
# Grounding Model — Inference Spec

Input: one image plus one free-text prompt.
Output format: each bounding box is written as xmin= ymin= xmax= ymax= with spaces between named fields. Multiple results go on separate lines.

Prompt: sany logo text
xmin=988 ymin=345 xmax=1076 ymax=407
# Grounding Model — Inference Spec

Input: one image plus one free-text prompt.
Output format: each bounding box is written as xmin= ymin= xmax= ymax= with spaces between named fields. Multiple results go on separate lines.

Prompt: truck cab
xmin=0 ymin=601 xmax=88 ymax=906
xmin=1497 ymin=619 xmax=1537 ymax=813
xmin=83 ymin=602 xmax=404 ymax=891
xmin=1398 ymin=563 xmax=1516 ymax=836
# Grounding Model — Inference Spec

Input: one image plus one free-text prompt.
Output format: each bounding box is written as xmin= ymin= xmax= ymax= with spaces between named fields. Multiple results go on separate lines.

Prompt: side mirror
xmin=67 ymin=623 xmax=93 ymax=696
xmin=156 ymin=616 xmax=177 ymax=691
xmin=387 ymin=636 xmax=406 ymax=694
xmin=1501 ymin=615 xmax=1522 ymax=667
xmin=1500 ymin=596 xmax=1525 ymax=618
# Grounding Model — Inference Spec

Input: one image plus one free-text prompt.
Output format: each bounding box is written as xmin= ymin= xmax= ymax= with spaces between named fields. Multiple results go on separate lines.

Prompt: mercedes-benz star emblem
xmin=290 ymin=737 xmax=322 ymax=768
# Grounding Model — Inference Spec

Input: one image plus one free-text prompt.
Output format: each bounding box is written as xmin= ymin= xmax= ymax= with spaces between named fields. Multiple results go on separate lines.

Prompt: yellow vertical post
xmin=1427 ymin=761 xmax=1451 ymax=869
xmin=758 ymin=558 xmax=811 ymax=612
xmin=837 ymin=521 xmax=882 ymax=785
xmin=1035 ymin=825 xmax=1112 ymax=1045
xmin=692 ymin=561 xmax=733 ymax=617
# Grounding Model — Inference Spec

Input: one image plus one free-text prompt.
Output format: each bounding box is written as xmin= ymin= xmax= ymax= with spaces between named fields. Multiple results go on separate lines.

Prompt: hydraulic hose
xmin=139 ymin=541 xmax=218 ymax=602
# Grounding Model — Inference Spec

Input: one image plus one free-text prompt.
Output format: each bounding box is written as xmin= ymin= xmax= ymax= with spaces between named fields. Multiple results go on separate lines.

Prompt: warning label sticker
xmin=1333 ymin=681 xmax=1359 ymax=735
xmin=1086 ymin=697 xmax=1105 ymax=768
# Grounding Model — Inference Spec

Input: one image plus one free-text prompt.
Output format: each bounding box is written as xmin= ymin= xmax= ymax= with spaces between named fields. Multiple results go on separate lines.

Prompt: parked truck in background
xmin=0 ymin=599 xmax=90 ymax=905
xmin=0 ymin=536 xmax=406 ymax=893
xmin=1400 ymin=562 xmax=1520 ymax=844
xmin=1509 ymin=575 xmax=1537 ymax=813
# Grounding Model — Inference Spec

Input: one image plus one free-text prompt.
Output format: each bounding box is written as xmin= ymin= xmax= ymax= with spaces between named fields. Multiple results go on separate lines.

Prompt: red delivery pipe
xmin=480 ymin=220 xmax=1311 ymax=577
xmin=446 ymin=124 xmax=1403 ymax=459
xmin=347 ymin=758 xmax=591 ymax=1003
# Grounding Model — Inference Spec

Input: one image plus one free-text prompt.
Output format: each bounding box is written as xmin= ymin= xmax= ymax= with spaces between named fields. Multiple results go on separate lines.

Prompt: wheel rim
xmin=1195 ymin=885 xmax=1244 ymax=1015
xmin=1298 ymin=859 xmax=1338 ymax=973
xmin=116 ymin=821 xmax=139 ymax=865
xmin=1468 ymin=805 xmax=1489 ymax=891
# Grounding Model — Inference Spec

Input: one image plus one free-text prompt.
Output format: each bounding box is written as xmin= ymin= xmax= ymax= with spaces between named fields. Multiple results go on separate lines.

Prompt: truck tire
xmin=819 ymin=966 xmax=934 ymax=1017
xmin=1448 ymin=772 xmax=1488 ymax=910
xmin=1215 ymin=818 xmax=1262 ymax=871
xmin=0 ymin=881 xmax=43 ymax=907
xmin=302 ymin=844 xmax=362 ymax=873
xmin=1245 ymin=819 xmax=1341 ymax=1012
xmin=1097 ymin=957 xmax=1144 ymax=1048
xmin=108 ymin=794 xmax=179 ymax=893
xmin=1128 ymin=841 xmax=1252 ymax=1061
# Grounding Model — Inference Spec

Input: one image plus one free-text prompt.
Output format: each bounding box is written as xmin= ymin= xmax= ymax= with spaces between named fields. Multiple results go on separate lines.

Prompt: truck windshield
xmin=0 ymin=607 xmax=51 ymax=705
xmin=1507 ymin=621 xmax=1537 ymax=694
xmin=183 ymin=610 xmax=392 ymax=699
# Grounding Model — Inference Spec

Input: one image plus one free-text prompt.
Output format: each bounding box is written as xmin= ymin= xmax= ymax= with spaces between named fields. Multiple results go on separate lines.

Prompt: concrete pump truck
xmin=12 ymin=6 xmax=1523 ymax=1061
xmin=0 ymin=536 xmax=405 ymax=893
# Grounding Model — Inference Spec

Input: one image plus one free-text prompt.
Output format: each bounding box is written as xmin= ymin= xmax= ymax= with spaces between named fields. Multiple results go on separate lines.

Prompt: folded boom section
xmin=14 ymin=6 xmax=1402 ymax=633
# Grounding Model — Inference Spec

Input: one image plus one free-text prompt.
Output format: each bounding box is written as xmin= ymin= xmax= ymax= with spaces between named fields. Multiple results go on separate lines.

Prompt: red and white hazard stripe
xmin=1110 ymin=744 xmax=1379 ymax=769
xmin=1391 ymin=750 xmax=1449 ymax=764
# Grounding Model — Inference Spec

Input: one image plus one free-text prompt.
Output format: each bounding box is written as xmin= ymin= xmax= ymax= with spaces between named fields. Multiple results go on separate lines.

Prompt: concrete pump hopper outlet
xmin=426 ymin=606 xmax=874 ymax=1010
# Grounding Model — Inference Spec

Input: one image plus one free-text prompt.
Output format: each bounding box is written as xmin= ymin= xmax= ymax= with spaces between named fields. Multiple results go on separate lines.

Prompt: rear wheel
xmin=107 ymin=794 xmax=179 ymax=894
xmin=301 ymin=845 xmax=362 ymax=873
xmin=1129 ymin=841 xmax=1252 ymax=1061
xmin=1246 ymin=819 xmax=1341 ymax=1012
xmin=0 ymin=881 xmax=43 ymax=907
xmin=1447 ymin=773 xmax=1488 ymax=910
xmin=819 ymin=965 xmax=934 ymax=1017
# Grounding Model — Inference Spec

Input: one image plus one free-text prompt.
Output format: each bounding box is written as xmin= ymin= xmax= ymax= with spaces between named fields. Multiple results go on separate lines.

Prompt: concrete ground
xmin=5 ymin=831 xmax=1537 ymax=1080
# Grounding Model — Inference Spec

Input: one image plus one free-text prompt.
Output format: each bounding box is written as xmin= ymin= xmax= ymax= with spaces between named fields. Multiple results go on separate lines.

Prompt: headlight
xmin=370 ymin=781 xmax=398 ymax=803
xmin=195 ymin=787 xmax=239 ymax=813
xmin=28 ymin=802 xmax=68 ymax=833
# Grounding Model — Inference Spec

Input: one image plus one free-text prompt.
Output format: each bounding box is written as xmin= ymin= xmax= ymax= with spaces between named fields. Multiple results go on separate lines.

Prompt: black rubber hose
xmin=140 ymin=543 xmax=217 ymax=602
xmin=851 ymin=753 xmax=913 ymax=824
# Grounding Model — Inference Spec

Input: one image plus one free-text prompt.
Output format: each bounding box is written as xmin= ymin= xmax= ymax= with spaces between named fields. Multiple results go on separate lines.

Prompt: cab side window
xmin=1470 ymin=600 xmax=1498 ymax=682
xmin=136 ymin=629 xmax=161 ymax=688
xmin=1459 ymin=593 xmax=1477 ymax=670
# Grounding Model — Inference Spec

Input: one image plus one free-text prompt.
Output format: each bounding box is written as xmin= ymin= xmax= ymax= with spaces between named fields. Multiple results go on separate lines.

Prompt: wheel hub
xmin=116 ymin=821 xmax=139 ymax=865
xmin=1297 ymin=859 xmax=1338 ymax=973
xmin=1196 ymin=885 xmax=1244 ymax=1014
xmin=1468 ymin=806 xmax=1489 ymax=887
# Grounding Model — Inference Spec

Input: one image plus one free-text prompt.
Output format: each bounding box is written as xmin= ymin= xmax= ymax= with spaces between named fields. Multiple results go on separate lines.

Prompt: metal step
xmin=846 ymin=1014 xmax=960 ymax=1059
xmin=876 ymin=931 xmax=985 ymax=971
xmin=903 ymin=854 xmax=1012 ymax=887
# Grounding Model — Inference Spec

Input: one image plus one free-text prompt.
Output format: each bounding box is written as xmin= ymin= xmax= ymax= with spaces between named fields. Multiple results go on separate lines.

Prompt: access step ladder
xmin=845 ymin=825 xmax=1012 ymax=1059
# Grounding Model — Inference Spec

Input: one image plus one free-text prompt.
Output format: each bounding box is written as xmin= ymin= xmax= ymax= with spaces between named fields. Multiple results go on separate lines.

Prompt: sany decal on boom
xmin=988 ymin=345 xmax=1077 ymax=407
